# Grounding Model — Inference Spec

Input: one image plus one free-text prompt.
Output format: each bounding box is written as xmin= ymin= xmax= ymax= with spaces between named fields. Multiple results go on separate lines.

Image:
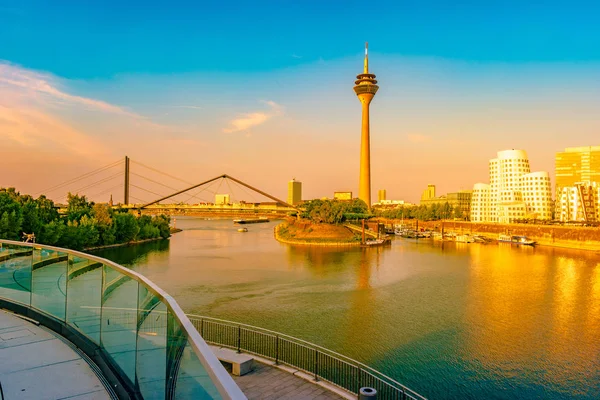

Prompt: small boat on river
xmin=234 ymin=218 xmax=270 ymax=224
xmin=237 ymin=228 xmax=248 ymax=232
xmin=498 ymin=234 xmax=536 ymax=246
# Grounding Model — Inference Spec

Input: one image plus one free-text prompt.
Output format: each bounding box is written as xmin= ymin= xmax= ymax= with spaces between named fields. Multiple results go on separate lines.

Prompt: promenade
xmin=0 ymin=310 xmax=112 ymax=400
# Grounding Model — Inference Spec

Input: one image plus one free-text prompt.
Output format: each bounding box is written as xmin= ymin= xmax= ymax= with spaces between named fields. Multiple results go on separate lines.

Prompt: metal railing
xmin=0 ymin=240 xmax=245 ymax=400
xmin=187 ymin=315 xmax=427 ymax=400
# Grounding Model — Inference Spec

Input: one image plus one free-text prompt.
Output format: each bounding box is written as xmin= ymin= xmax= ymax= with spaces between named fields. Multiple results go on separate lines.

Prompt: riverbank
xmin=377 ymin=218 xmax=600 ymax=252
xmin=274 ymin=219 xmax=362 ymax=246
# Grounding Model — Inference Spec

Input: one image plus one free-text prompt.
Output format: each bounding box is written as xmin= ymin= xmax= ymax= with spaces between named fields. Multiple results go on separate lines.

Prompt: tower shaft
xmin=353 ymin=43 xmax=378 ymax=209
xmin=359 ymin=95 xmax=373 ymax=208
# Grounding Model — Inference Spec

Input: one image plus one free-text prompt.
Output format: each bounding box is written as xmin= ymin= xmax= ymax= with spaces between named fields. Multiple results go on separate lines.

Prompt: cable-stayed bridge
xmin=35 ymin=156 xmax=298 ymax=216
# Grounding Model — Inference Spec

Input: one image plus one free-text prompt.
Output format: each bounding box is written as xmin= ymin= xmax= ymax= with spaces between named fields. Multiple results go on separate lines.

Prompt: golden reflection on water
xmin=465 ymin=243 xmax=600 ymax=388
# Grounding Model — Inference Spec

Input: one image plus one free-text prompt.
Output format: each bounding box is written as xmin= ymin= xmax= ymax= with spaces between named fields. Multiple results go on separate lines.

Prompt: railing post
xmin=275 ymin=335 xmax=279 ymax=365
xmin=358 ymin=367 xmax=362 ymax=394
xmin=314 ymin=349 xmax=319 ymax=381
xmin=237 ymin=324 xmax=241 ymax=353
xmin=200 ymin=318 xmax=204 ymax=337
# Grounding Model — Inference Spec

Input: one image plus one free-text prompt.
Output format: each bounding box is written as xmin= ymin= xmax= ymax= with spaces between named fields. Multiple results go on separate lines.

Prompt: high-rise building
xmin=215 ymin=194 xmax=230 ymax=205
xmin=420 ymin=184 xmax=436 ymax=201
xmin=470 ymin=150 xmax=552 ymax=223
xmin=420 ymin=186 xmax=473 ymax=219
xmin=287 ymin=179 xmax=302 ymax=205
xmin=554 ymin=146 xmax=600 ymax=222
xmin=555 ymin=146 xmax=600 ymax=187
xmin=354 ymin=43 xmax=379 ymax=209
xmin=378 ymin=189 xmax=386 ymax=202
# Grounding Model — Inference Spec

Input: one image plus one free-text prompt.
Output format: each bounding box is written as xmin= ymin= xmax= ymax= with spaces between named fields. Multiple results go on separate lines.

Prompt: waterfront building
xmin=421 ymin=184 xmax=436 ymax=202
xmin=215 ymin=193 xmax=230 ymax=205
xmin=354 ymin=43 xmax=379 ymax=209
xmin=287 ymin=178 xmax=302 ymax=205
xmin=555 ymin=146 xmax=600 ymax=187
xmin=378 ymin=189 xmax=386 ymax=202
xmin=471 ymin=149 xmax=552 ymax=223
xmin=555 ymin=182 xmax=599 ymax=222
xmin=334 ymin=191 xmax=353 ymax=201
xmin=554 ymin=146 xmax=600 ymax=222
xmin=420 ymin=186 xmax=473 ymax=219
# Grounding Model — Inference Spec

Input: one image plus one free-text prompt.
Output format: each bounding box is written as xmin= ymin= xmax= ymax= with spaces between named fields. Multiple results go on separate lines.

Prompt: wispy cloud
xmin=166 ymin=105 xmax=203 ymax=110
xmin=291 ymin=54 xmax=302 ymax=59
xmin=222 ymin=100 xmax=283 ymax=133
xmin=406 ymin=133 xmax=432 ymax=143
xmin=0 ymin=62 xmax=143 ymax=118
xmin=0 ymin=105 xmax=110 ymax=158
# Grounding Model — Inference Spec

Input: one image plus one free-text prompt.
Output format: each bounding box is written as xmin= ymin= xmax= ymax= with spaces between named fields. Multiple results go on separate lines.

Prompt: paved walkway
xmin=0 ymin=310 xmax=112 ymax=400
xmin=228 ymin=357 xmax=347 ymax=400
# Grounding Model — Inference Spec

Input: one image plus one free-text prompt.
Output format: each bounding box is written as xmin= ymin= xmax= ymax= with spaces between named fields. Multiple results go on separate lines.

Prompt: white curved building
xmin=471 ymin=150 xmax=552 ymax=223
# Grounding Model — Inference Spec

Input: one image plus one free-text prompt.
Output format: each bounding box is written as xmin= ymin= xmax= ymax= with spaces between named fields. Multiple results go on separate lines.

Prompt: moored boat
xmin=498 ymin=234 xmax=536 ymax=246
xmin=234 ymin=218 xmax=270 ymax=224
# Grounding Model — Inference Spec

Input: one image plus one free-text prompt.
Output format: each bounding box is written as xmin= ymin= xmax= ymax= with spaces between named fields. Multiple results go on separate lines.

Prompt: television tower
xmin=354 ymin=42 xmax=379 ymax=209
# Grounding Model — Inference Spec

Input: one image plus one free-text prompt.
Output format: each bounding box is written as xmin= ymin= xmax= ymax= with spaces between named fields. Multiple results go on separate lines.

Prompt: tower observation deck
xmin=354 ymin=42 xmax=379 ymax=209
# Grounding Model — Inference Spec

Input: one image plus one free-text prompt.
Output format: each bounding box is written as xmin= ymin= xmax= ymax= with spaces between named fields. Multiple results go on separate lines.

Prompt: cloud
xmin=291 ymin=54 xmax=302 ymax=59
xmin=222 ymin=100 xmax=283 ymax=133
xmin=166 ymin=105 xmax=203 ymax=110
xmin=0 ymin=105 xmax=110 ymax=158
xmin=0 ymin=62 xmax=143 ymax=118
xmin=406 ymin=133 xmax=432 ymax=143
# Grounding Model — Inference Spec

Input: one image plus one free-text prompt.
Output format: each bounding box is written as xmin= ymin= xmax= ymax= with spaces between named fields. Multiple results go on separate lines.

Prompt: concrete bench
xmin=212 ymin=347 xmax=254 ymax=376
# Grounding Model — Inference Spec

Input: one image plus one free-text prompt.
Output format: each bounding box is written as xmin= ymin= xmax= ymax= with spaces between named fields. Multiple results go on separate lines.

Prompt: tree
xmin=0 ymin=190 xmax=23 ymax=240
xmin=114 ymin=212 xmax=139 ymax=243
xmin=66 ymin=193 xmax=93 ymax=221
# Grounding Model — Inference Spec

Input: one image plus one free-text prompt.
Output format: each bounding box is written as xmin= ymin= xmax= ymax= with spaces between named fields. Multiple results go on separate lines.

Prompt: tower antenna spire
xmin=364 ymin=42 xmax=369 ymax=74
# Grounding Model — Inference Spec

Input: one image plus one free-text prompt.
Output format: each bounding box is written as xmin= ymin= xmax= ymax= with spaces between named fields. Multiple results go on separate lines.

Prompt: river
xmin=92 ymin=217 xmax=600 ymax=400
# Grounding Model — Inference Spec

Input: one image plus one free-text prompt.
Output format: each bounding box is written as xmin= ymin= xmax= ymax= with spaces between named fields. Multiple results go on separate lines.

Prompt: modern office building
xmin=471 ymin=149 xmax=552 ymax=223
xmin=420 ymin=187 xmax=473 ymax=219
xmin=555 ymin=182 xmax=598 ymax=222
xmin=555 ymin=146 xmax=600 ymax=187
xmin=333 ymin=191 xmax=353 ymax=201
xmin=420 ymin=184 xmax=436 ymax=202
xmin=554 ymin=146 xmax=600 ymax=222
xmin=378 ymin=189 xmax=387 ymax=202
xmin=287 ymin=179 xmax=302 ymax=205
xmin=215 ymin=194 xmax=230 ymax=204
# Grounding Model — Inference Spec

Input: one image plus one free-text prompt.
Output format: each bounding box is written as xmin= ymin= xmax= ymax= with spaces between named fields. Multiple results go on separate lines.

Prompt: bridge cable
xmin=129 ymin=184 xmax=166 ymax=199
xmin=69 ymin=172 xmax=124 ymax=197
xmin=129 ymin=172 xmax=209 ymax=203
xmin=183 ymin=179 xmax=219 ymax=204
xmin=35 ymin=159 xmax=122 ymax=195
xmin=89 ymin=183 xmax=126 ymax=200
xmin=129 ymin=195 xmax=148 ymax=204
xmin=230 ymin=178 xmax=260 ymax=203
xmin=129 ymin=160 xmax=193 ymax=185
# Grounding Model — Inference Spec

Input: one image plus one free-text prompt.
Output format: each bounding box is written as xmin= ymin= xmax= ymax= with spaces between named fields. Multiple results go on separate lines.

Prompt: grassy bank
xmin=275 ymin=219 xmax=362 ymax=246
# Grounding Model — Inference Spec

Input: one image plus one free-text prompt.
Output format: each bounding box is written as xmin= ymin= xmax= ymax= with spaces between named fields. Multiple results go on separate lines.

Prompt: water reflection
xmin=92 ymin=217 xmax=600 ymax=400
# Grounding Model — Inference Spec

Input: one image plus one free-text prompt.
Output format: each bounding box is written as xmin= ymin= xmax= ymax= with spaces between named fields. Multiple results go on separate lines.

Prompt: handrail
xmin=0 ymin=239 xmax=246 ymax=400
xmin=187 ymin=314 xmax=427 ymax=400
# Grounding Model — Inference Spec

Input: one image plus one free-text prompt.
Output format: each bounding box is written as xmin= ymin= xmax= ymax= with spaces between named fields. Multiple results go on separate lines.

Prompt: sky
xmin=1 ymin=0 xmax=600 ymax=204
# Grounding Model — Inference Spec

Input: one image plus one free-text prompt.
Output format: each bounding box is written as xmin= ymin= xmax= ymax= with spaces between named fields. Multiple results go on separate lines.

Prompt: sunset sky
xmin=1 ymin=1 xmax=599 ymax=204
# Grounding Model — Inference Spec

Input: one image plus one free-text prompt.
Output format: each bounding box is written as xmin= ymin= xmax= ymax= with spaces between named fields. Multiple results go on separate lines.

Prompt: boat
xmin=234 ymin=218 xmax=270 ymax=224
xmin=364 ymin=238 xmax=385 ymax=246
xmin=498 ymin=234 xmax=536 ymax=246
xmin=455 ymin=234 xmax=474 ymax=243
xmin=237 ymin=228 xmax=248 ymax=232
xmin=473 ymin=235 xmax=493 ymax=243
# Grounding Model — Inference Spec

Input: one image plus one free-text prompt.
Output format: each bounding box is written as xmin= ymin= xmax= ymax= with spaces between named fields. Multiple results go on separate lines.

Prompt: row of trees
xmin=0 ymin=188 xmax=171 ymax=250
xmin=299 ymin=199 xmax=370 ymax=224
xmin=376 ymin=203 xmax=466 ymax=221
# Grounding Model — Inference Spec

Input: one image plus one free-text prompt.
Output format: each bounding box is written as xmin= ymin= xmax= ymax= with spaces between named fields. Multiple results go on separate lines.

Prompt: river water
xmin=93 ymin=217 xmax=600 ymax=400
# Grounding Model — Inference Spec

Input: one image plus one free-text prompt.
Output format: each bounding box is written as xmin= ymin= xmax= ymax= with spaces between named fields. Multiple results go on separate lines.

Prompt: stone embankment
xmin=380 ymin=219 xmax=600 ymax=252
xmin=274 ymin=219 xmax=362 ymax=247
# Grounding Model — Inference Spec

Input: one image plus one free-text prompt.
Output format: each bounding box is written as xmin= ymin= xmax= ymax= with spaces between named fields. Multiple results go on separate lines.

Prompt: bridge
xmin=37 ymin=156 xmax=299 ymax=216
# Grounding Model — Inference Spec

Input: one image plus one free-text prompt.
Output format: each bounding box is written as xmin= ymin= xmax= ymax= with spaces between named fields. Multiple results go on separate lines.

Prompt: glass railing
xmin=0 ymin=240 xmax=245 ymax=400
